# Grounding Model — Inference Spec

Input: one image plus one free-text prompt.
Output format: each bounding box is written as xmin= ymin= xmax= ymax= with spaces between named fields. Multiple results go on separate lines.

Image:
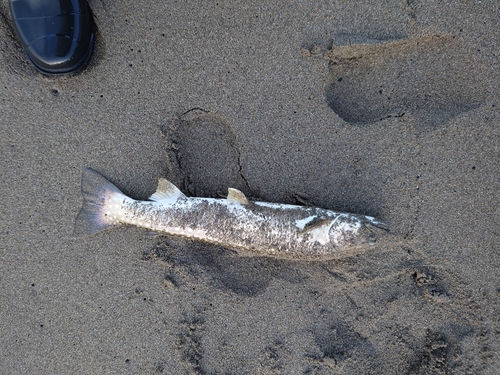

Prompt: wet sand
xmin=1 ymin=0 xmax=499 ymax=373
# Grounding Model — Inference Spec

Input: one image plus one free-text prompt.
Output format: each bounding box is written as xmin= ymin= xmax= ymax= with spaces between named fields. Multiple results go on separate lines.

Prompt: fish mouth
xmin=366 ymin=220 xmax=389 ymax=231
xmin=363 ymin=221 xmax=390 ymax=245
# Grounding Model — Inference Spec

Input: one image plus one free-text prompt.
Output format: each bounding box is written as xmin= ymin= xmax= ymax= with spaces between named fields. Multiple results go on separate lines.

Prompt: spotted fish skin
xmin=75 ymin=168 xmax=390 ymax=260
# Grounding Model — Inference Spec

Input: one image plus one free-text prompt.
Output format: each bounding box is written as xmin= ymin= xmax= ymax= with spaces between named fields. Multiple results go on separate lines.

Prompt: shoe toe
xmin=27 ymin=34 xmax=92 ymax=74
xmin=10 ymin=0 xmax=94 ymax=74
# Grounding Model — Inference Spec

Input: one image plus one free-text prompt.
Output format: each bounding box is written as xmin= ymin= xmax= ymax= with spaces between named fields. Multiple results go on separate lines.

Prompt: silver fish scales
xmin=75 ymin=168 xmax=391 ymax=260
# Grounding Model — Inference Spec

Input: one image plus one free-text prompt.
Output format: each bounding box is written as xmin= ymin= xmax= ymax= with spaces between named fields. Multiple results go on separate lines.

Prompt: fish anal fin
xmin=227 ymin=188 xmax=249 ymax=205
xmin=149 ymin=178 xmax=186 ymax=201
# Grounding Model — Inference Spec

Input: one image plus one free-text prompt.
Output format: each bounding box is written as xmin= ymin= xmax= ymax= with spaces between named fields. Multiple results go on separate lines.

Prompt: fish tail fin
xmin=73 ymin=167 xmax=124 ymax=237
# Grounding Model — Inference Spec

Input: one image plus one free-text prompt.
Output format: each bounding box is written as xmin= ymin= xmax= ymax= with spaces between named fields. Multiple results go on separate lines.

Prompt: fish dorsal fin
xmin=227 ymin=188 xmax=249 ymax=205
xmin=149 ymin=179 xmax=186 ymax=201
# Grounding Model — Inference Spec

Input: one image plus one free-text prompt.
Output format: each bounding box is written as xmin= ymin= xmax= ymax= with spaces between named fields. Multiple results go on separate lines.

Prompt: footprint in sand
xmin=307 ymin=34 xmax=486 ymax=125
xmin=162 ymin=108 xmax=249 ymax=198
xmin=159 ymin=109 xmax=277 ymax=295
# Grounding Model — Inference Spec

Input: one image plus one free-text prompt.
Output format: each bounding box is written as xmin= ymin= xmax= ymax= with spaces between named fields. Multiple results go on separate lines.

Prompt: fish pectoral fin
xmin=227 ymin=188 xmax=249 ymax=205
xmin=300 ymin=218 xmax=333 ymax=233
xmin=300 ymin=218 xmax=334 ymax=245
xmin=149 ymin=178 xmax=186 ymax=201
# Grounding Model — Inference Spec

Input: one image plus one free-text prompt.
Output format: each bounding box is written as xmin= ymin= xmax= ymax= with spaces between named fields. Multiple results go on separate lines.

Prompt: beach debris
xmin=75 ymin=168 xmax=391 ymax=260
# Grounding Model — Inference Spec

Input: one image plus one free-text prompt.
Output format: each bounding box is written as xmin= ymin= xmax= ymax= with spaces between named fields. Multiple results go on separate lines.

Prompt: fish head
xmin=328 ymin=215 xmax=391 ymax=249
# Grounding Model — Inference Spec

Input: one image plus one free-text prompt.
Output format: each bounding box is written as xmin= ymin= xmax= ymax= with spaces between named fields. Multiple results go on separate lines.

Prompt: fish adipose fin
xmin=227 ymin=188 xmax=249 ymax=205
xmin=73 ymin=168 xmax=123 ymax=237
xmin=149 ymin=179 xmax=186 ymax=201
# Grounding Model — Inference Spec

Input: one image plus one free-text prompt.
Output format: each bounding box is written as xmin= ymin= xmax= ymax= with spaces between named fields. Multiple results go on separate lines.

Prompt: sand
xmin=1 ymin=0 xmax=499 ymax=373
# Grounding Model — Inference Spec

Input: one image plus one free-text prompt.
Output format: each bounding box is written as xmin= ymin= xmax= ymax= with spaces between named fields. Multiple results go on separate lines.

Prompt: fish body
xmin=75 ymin=168 xmax=390 ymax=260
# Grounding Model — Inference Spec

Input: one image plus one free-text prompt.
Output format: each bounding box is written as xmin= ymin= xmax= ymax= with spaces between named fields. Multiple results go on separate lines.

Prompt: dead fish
xmin=75 ymin=168 xmax=391 ymax=260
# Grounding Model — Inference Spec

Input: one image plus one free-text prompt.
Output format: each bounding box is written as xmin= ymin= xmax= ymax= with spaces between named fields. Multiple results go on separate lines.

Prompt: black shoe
xmin=10 ymin=0 xmax=95 ymax=75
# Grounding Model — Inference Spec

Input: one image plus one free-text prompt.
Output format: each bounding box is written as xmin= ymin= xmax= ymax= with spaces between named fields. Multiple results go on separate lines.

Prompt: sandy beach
xmin=1 ymin=0 xmax=499 ymax=373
